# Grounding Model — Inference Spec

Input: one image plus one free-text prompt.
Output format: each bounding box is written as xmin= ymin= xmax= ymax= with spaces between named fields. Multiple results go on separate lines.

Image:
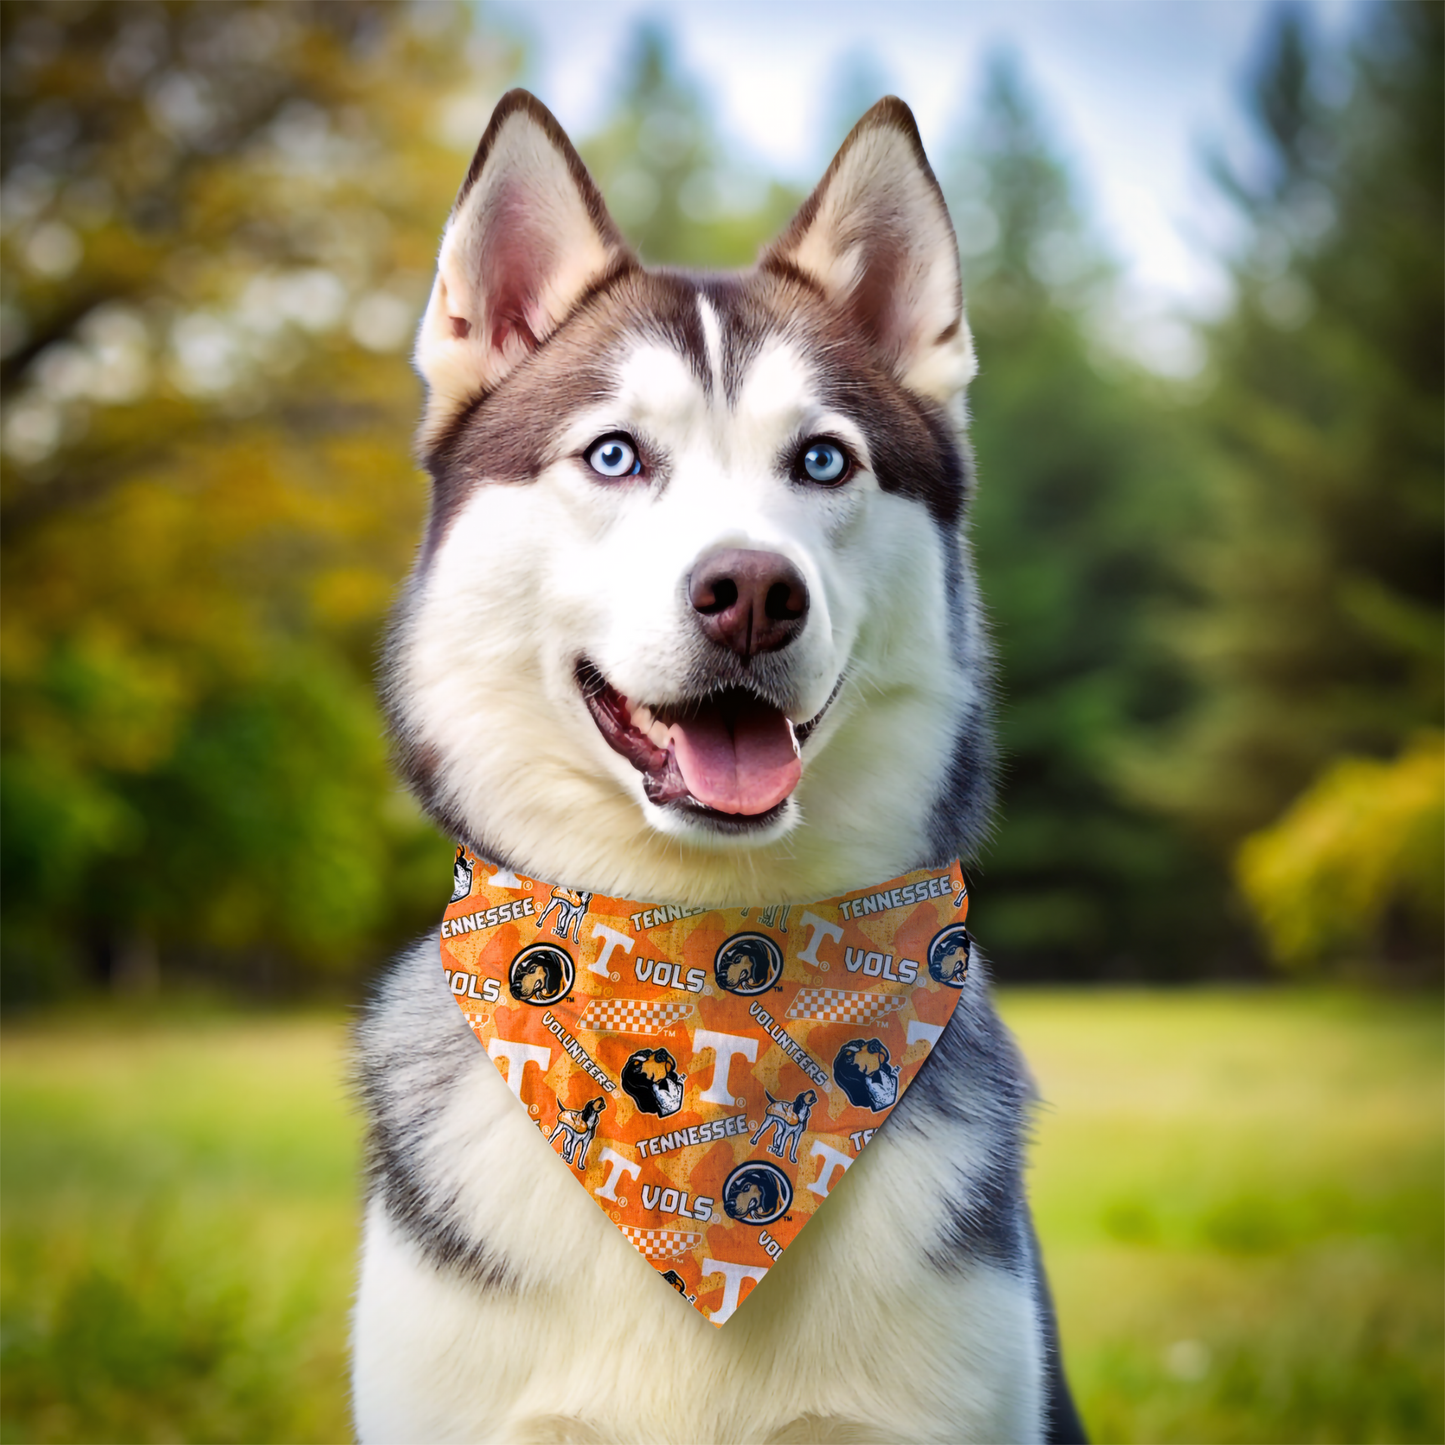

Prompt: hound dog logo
xmin=508 ymin=943 xmax=575 ymax=1006
xmin=450 ymin=846 xmax=473 ymax=904
xmin=834 ymin=1038 xmax=900 ymax=1111
xmin=714 ymin=932 xmax=784 ymax=996
xmin=722 ymin=1160 xmax=792 ymax=1226
xmin=750 ymin=1088 xmax=817 ymax=1164
xmin=621 ymin=1047 xmax=686 ymax=1117
xmin=535 ymin=885 xmax=592 ymax=944
xmin=660 ymin=1269 xmax=687 ymax=1295
xmin=549 ymin=1096 xmax=606 ymax=1169
xmin=927 ymin=924 xmax=971 ymax=988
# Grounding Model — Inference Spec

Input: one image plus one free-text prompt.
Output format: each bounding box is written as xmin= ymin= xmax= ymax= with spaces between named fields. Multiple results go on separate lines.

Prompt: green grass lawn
xmin=1 ymin=991 xmax=1440 ymax=1444
xmin=1007 ymin=991 xmax=1443 ymax=1444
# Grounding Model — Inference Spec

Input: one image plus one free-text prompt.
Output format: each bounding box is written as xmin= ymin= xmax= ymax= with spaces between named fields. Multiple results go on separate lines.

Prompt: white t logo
xmin=485 ymin=1039 xmax=550 ymax=1099
xmin=700 ymin=1258 xmax=769 ymax=1325
xmin=907 ymin=1020 xmax=945 ymax=1051
xmin=807 ymin=1140 xmax=853 ymax=1199
xmin=588 ymin=923 xmax=634 ymax=977
xmin=691 ymin=1029 xmax=759 ymax=1105
xmin=796 ymin=910 xmax=843 ymax=968
xmin=593 ymin=1147 xmax=641 ymax=1202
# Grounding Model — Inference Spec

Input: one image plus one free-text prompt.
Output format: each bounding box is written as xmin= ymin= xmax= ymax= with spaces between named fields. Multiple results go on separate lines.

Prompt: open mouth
xmin=576 ymin=660 xmax=833 ymax=827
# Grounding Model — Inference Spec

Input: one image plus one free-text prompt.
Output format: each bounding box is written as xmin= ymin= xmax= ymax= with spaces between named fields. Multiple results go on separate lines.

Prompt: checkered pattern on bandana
xmin=621 ymin=1226 xmax=703 ymax=1261
xmin=441 ymin=852 xmax=970 ymax=1326
xmin=786 ymin=988 xmax=910 ymax=1025
xmin=578 ymin=998 xmax=695 ymax=1034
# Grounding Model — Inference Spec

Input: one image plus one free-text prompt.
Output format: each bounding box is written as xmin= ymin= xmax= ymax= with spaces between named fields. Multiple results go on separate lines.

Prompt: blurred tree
xmin=1237 ymin=731 xmax=1443 ymax=972
xmin=577 ymin=24 xmax=800 ymax=268
xmin=1130 ymin=2 xmax=1443 ymax=970
xmin=0 ymin=0 xmax=517 ymax=999
xmin=944 ymin=54 xmax=1224 ymax=976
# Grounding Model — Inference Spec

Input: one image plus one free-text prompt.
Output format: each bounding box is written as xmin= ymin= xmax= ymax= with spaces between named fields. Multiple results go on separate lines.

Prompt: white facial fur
xmin=396 ymin=294 xmax=976 ymax=905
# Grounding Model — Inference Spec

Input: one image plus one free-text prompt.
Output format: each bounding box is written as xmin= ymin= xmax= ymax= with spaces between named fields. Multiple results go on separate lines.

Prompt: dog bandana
xmin=440 ymin=847 xmax=972 ymax=1326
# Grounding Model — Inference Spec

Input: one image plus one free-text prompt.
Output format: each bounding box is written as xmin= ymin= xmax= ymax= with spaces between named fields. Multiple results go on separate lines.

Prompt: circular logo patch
xmin=722 ymin=1160 xmax=793 ymax=1225
xmin=713 ymin=932 xmax=784 ymax=996
xmin=508 ymin=943 xmax=575 ymax=1006
xmin=927 ymin=924 xmax=971 ymax=988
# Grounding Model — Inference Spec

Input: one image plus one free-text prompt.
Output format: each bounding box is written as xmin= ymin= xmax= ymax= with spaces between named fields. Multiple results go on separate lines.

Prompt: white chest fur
xmin=352 ymin=1036 xmax=1044 ymax=1444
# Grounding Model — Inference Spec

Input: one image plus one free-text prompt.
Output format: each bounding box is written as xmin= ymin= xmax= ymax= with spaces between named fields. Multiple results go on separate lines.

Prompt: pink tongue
xmin=669 ymin=699 xmax=802 ymax=815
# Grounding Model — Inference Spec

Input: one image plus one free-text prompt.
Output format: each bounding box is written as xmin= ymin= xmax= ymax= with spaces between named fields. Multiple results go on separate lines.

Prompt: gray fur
xmin=357 ymin=938 xmax=1085 ymax=1438
xmin=357 ymin=938 xmax=518 ymax=1292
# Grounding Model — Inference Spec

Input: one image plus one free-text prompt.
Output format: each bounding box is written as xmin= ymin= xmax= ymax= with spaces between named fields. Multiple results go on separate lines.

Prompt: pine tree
xmin=944 ymin=55 xmax=1222 ymax=975
xmin=1132 ymin=2 xmax=1443 ymax=967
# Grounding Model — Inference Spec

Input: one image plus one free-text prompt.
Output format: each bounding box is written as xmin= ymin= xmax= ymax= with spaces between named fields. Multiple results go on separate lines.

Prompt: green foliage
xmin=1237 ymin=732 xmax=1444 ymax=971
xmin=0 ymin=0 xmax=509 ymax=997
xmin=1133 ymin=3 xmax=1444 ymax=868
xmin=945 ymin=56 xmax=1222 ymax=972
xmin=3 ymin=996 xmax=1439 ymax=1442
xmin=2 ymin=3 xmax=1437 ymax=994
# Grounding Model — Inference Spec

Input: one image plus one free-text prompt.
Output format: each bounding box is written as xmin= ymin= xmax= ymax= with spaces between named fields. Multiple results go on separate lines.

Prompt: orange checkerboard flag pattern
xmin=439 ymin=847 xmax=972 ymax=1326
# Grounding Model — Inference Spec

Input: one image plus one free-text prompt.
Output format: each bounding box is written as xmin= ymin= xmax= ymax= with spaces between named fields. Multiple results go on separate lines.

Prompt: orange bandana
xmin=440 ymin=847 xmax=972 ymax=1326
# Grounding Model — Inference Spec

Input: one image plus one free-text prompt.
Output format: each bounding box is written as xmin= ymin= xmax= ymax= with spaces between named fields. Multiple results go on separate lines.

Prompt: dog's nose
xmin=689 ymin=549 xmax=808 ymax=659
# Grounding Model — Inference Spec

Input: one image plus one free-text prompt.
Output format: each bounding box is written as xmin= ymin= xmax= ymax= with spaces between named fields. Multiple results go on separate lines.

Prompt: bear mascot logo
xmin=834 ymin=1037 xmax=900 ymax=1111
xmin=508 ymin=943 xmax=575 ymax=1006
xmin=714 ymin=932 xmax=784 ymax=996
xmin=722 ymin=1160 xmax=792 ymax=1225
xmin=927 ymin=923 xmax=971 ymax=987
xmin=621 ymin=1047 xmax=686 ymax=1118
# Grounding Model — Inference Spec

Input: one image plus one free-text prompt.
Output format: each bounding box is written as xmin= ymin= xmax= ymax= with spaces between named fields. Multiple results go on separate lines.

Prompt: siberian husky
xmin=353 ymin=90 xmax=1085 ymax=1444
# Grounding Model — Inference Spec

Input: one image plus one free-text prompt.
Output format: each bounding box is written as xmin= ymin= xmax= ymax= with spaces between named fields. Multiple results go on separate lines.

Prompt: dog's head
xmin=388 ymin=91 xmax=993 ymax=902
xmin=850 ymin=1040 xmax=890 ymax=1078
xmin=621 ymin=1047 xmax=686 ymax=1118
xmin=834 ymin=1037 xmax=899 ymax=1112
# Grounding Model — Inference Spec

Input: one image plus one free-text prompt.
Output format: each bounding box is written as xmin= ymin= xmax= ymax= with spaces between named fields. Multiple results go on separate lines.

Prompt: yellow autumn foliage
xmin=1236 ymin=733 xmax=1445 ymax=969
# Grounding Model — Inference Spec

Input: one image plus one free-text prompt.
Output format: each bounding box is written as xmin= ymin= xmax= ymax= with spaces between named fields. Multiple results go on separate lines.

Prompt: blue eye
xmin=586 ymin=435 xmax=641 ymax=478
xmin=799 ymin=439 xmax=849 ymax=485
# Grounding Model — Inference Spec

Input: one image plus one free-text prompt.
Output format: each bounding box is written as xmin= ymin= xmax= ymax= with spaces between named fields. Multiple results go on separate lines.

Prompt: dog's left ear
xmin=415 ymin=90 xmax=636 ymax=446
xmin=761 ymin=97 xmax=973 ymax=411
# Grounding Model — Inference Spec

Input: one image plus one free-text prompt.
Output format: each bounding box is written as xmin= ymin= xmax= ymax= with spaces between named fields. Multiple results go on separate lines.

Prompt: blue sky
xmin=488 ymin=0 xmax=1361 ymax=372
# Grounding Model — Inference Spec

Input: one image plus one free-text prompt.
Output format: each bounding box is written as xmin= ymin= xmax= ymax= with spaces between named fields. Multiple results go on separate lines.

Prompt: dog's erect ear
xmin=416 ymin=90 xmax=636 ymax=444
xmin=761 ymin=97 xmax=973 ymax=410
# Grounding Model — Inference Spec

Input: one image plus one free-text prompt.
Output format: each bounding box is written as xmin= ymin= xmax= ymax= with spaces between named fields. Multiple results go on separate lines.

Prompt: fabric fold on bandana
xmin=439 ymin=847 xmax=973 ymax=1326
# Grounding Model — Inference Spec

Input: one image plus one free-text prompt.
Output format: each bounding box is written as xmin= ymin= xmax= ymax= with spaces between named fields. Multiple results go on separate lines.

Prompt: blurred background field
xmin=1 ymin=0 xmax=1441 ymax=1440
xmin=2 ymin=0 xmax=1439 ymax=995
xmin=2 ymin=993 xmax=1439 ymax=1444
